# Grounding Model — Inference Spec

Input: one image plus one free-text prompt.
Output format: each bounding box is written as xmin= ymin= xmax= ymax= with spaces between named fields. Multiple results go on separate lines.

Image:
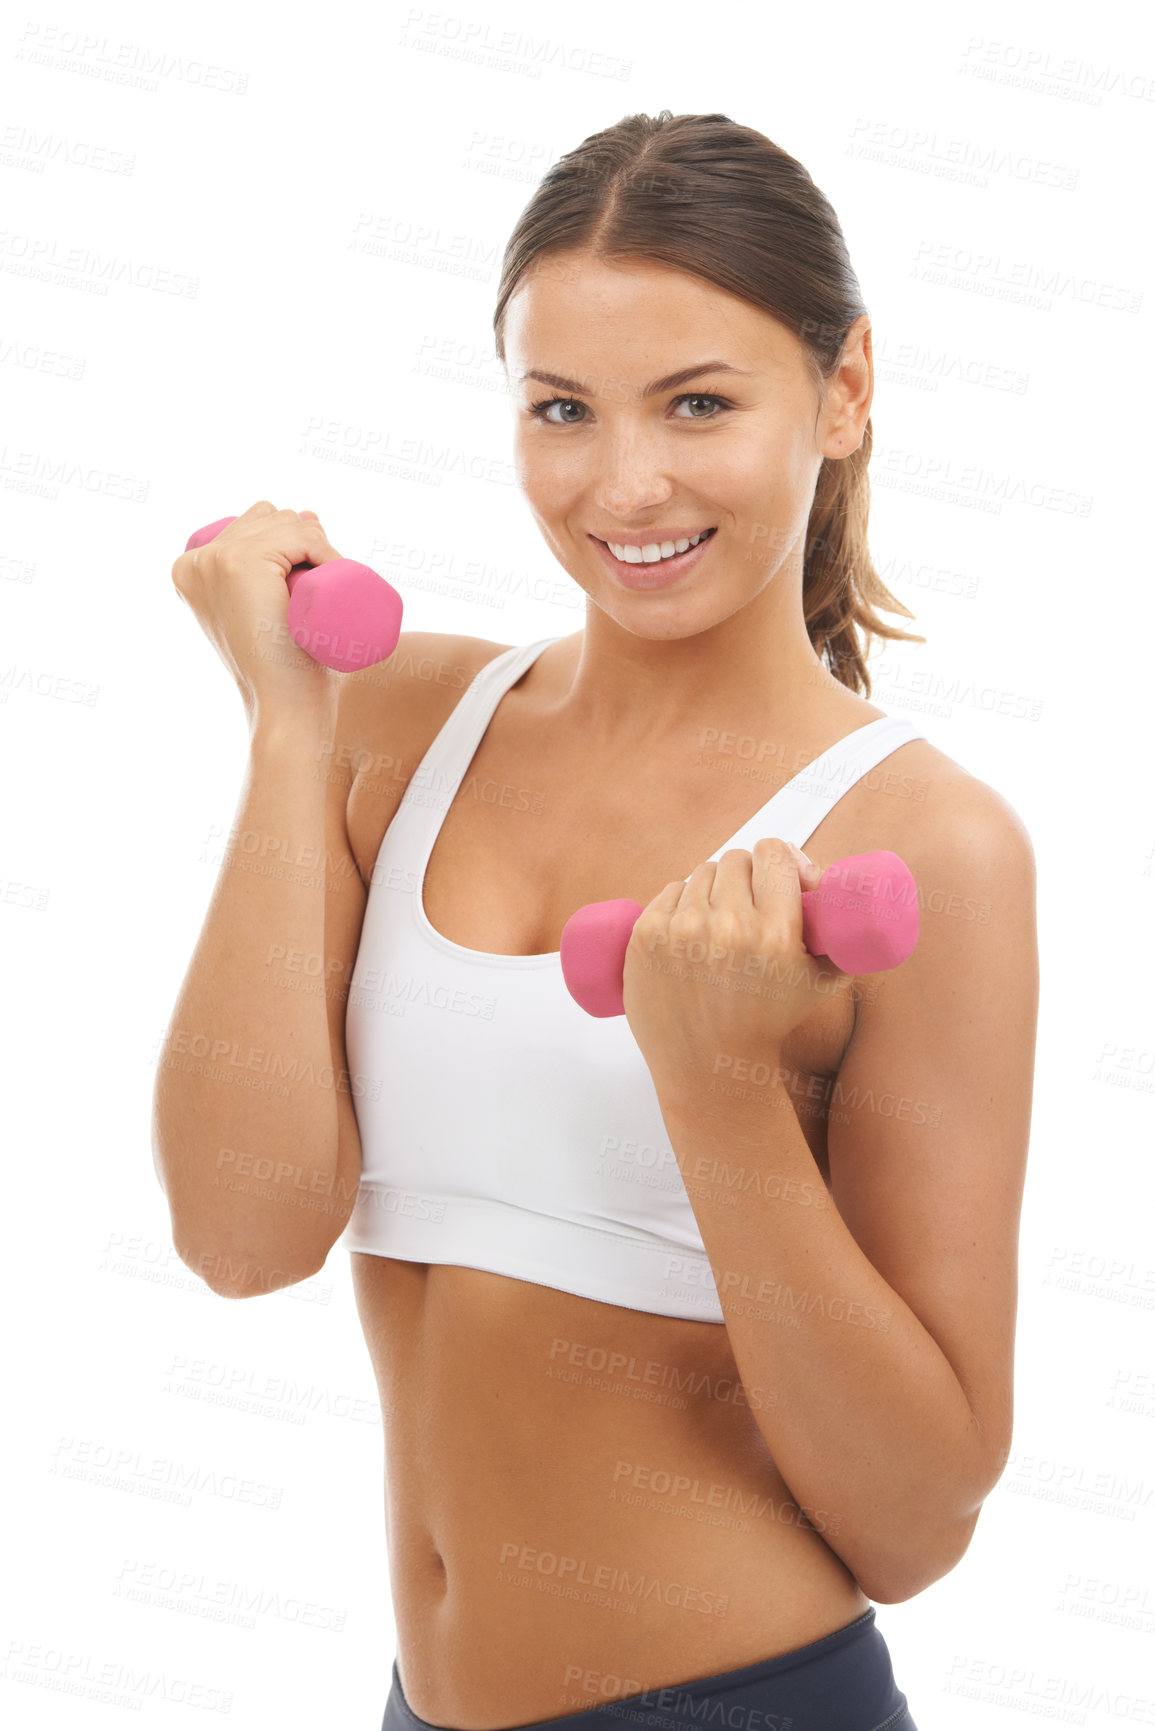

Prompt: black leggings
xmin=381 ymin=1607 xmax=918 ymax=1731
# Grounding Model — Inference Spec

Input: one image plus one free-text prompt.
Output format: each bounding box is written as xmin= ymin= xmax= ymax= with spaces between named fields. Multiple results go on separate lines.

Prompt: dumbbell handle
xmin=560 ymin=849 xmax=919 ymax=1019
xmin=185 ymin=514 xmax=403 ymax=674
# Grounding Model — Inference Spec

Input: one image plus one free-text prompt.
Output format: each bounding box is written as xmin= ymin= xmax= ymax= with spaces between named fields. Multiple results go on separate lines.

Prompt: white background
xmin=2 ymin=0 xmax=1153 ymax=1725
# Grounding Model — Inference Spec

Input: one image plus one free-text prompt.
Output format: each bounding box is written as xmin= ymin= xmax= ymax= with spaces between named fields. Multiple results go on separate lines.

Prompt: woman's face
xmin=502 ymin=249 xmax=870 ymax=633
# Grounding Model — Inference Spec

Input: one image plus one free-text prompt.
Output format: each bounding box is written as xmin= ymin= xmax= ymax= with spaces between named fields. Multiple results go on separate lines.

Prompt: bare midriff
xmin=343 ymin=632 xmax=928 ymax=1729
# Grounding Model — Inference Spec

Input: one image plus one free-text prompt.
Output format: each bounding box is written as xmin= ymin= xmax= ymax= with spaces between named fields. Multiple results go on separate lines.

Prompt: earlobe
xmin=826 ymin=417 xmax=866 ymax=460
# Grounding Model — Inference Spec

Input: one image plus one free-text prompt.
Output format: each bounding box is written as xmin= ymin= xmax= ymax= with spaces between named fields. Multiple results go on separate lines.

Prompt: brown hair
xmin=492 ymin=109 xmax=924 ymax=697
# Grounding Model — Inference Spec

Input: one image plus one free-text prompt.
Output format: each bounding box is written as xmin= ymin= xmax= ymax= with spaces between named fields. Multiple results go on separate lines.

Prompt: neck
xmin=547 ymin=569 xmax=848 ymax=754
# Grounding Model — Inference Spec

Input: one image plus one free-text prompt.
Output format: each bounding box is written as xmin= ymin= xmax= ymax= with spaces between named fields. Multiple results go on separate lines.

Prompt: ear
xmin=821 ymin=313 xmax=873 ymax=459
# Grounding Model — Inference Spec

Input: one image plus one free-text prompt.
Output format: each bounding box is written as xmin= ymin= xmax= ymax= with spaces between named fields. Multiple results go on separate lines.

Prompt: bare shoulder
xmin=848 ymin=730 xmax=1038 ymax=1031
xmin=878 ymin=733 xmax=1036 ymax=885
xmin=338 ymin=629 xmax=514 ymax=756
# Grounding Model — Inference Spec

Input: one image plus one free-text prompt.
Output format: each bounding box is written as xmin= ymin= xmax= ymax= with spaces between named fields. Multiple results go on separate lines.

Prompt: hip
xmin=382 ymin=1606 xmax=917 ymax=1731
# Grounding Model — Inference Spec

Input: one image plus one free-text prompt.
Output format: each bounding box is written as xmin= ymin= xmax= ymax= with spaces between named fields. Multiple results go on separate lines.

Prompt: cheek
xmin=695 ymin=445 xmax=778 ymax=514
xmin=514 ymin=437 xmax=585 ymax=502
xmin=709 ymin=430 xmax=809 ymax=505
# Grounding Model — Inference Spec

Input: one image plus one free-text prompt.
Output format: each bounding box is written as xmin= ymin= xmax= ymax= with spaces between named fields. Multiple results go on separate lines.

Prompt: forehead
xmin=504 ymin=252 xmax=796 ymax=373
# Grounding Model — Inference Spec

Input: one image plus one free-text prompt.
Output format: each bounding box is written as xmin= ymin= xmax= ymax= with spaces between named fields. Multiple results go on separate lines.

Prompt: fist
xmin=621 ymin=837 xmax=843 ymax=1098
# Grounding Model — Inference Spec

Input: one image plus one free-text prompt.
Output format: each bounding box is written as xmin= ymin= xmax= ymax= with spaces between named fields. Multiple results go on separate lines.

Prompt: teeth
xmin=607 ymin=529 xmax=712 ymax=564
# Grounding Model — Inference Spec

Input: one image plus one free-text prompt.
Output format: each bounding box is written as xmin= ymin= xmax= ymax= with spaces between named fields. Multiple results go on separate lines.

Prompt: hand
xmin=620 ymin=838 xmax=843 ymax=1101
xmin=170 ymin=501 xmax=343 ymax=724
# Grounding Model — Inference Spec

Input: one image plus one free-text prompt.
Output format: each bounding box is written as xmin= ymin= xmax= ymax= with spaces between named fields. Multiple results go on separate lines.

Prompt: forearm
xmin=152 ymin=699 xmax=354 ymax=1293
xmin=658 ymin=1074 xmax=990 ymax=1599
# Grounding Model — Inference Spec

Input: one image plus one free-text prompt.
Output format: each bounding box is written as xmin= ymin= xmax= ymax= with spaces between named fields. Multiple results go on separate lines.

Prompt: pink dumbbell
xmin=185 ymin=514 xmax=403 ymax=673
xmin=560 ymin=849 xmax=919 ymax=1018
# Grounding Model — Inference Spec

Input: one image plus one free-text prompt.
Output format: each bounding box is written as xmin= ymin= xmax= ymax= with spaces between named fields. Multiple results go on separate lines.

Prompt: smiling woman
xmin=158 ymin=108 xmax=1037 ymax=1731
xmin=338 ymin=110 xmax=1035 ymax=1731
xmin=493 ymin=113 xmax=928 ymax=701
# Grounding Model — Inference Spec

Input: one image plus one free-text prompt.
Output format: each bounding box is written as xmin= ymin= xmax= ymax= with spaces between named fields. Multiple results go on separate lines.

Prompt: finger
xmin=289 ymin=515 xmax=342 ymax=567
xmin=785 ymin=839 xmax=824 ymax=891
xmin=678 ymin=859 xmax=717 ymax=909
xmin=756 ymin=841 xmax=844 ymax=985
xmin=637 ymin=879 xmax=688 ymax=921
xmin=750 ymin=837 xmax=804 ymax=908
xmin=296 ymin=512 xmax=342 ymax=563
xmin=708 ymin=848 xmax=753 ymax=908
xmin=654 ymin=879 xmax=688 ymax=910
xmin=630 ymin=880 xmax=687 ymax=967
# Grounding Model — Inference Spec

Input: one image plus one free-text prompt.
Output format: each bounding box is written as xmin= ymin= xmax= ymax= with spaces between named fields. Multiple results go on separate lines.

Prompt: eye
xmin=526 ymin=391 xmax=733 ymax=425
xmin=671 ymin=393 xmax=731 ymax=419
xmin=528 ymin=397 xmax=588 ymax=424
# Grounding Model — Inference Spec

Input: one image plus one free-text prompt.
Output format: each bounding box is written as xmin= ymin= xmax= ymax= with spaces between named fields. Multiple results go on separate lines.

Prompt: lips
xmin=595 ymin=527 xmax=717 ymax=560
xmin=589 ymin=526 xmax=719 ymax=591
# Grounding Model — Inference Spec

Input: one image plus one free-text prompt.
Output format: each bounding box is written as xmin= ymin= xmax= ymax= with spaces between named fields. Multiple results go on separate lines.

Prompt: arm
xmin=651 ymin=778 xmax=1039 ymax=1602
xmin=151 ymin=670 xmax=369 ymax=1298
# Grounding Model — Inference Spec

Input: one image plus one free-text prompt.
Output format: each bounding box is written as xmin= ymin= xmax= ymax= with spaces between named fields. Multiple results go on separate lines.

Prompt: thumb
xmin=787 ymin=841 xmax=825 ymax=892
xmin=297 ymin=510 xmax=344 ymax=565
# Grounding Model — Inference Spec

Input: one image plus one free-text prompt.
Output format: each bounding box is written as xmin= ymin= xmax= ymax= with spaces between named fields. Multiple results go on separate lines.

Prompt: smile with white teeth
xmin=605 ymin=528 xmax=715 ymax=564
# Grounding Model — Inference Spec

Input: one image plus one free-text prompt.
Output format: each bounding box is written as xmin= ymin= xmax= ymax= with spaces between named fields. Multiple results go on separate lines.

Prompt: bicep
xmin=826 ymin=783 xmax=1039 ymax=1468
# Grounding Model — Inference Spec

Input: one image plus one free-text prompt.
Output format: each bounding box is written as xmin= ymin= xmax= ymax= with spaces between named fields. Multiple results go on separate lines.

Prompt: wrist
xmin=247 ymin=688 xmax=338 ymax=754
xmin=655 ymin=1050 xmax=788 ymax=1121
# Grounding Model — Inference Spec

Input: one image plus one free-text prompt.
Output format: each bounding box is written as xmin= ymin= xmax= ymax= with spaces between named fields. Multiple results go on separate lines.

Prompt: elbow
xmin=174 ymin=1236 xmax=324 ymax=1300
xmin=200 ymin=1260 xmax=324 ymax=1301
xmin=854 ymin=1508 xmax=982 ymax=1606
xmin=856 ymin=1565 xmax=936 ymax=1607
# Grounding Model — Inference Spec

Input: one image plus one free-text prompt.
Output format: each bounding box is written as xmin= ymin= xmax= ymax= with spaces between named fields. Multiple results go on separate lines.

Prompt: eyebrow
xmin=518 ymin=361 xmax=753 ymax=398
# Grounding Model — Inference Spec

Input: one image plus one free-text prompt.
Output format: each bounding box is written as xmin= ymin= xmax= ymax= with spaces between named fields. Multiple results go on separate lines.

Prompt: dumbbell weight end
xmin=184 ymin=514 xmax=403 ymax=673
xmin=558 ymin=898 xmax=644 ymax=1019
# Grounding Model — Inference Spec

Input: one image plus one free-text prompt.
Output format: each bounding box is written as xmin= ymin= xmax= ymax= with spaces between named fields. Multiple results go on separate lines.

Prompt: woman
xmin=159 ymin=111 xmax=1038 ymax=1730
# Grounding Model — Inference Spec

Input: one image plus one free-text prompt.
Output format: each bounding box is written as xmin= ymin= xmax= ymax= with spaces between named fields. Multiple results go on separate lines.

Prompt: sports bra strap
xmin=398 ymin=636 xmax=562 ymax=859
xmin=713 ymin=715 xmax=927 ymax=857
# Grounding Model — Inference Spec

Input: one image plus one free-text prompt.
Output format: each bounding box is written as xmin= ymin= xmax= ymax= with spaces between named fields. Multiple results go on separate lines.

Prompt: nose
xmin=590 ymin=427 xmax=676 ymax=521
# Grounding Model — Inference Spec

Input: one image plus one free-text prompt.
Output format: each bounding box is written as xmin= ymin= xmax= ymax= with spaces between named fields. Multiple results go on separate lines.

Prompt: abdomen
xmin=349 ymin=1254 xmax=869 ymax=1728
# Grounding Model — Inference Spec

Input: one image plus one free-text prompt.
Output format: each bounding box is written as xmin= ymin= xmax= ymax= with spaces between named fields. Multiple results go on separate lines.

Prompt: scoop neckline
xmin=410 ymin=641 xmax=900 ymax=967
xmin=410 ymin=709 xmax=900 ymax=969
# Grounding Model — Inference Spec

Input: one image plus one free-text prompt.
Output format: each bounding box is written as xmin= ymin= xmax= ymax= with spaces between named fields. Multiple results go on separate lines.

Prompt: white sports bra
xmin=339 ymin=634 xmax=927 ymax=1322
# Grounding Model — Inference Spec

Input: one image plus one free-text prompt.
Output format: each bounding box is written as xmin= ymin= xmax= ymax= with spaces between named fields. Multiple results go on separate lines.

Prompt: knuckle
xmin=628 ymin=919 xmax=659 ymax=960
xmin=668 ymin=906 xmax=704 ymax=938
xmin=714 ymin=910 xmax=748 ymax=948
